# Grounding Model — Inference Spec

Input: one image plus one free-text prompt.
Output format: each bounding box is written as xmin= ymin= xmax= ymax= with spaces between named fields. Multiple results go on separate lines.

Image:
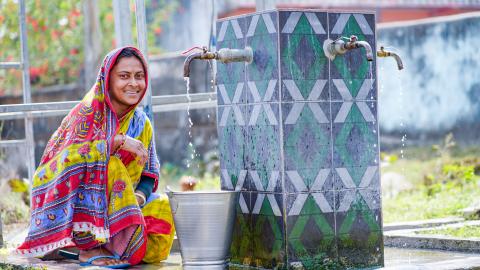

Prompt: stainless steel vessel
xmin=166 ymin=190 xmax=239 ymax=270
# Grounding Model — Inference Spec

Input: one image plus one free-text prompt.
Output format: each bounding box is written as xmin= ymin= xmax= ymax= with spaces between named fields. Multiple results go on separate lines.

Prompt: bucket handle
xmin=165 ymin=186 xmax=178 ymax=214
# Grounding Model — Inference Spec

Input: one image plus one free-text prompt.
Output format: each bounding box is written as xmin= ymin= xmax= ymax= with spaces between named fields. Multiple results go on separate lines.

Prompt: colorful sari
xmin=16 ymin=47 xmax=175 ymax=265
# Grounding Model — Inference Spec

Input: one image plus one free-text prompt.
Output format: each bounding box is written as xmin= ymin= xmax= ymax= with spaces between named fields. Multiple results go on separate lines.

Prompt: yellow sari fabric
xmin=107 ymin=110 xmax=175 ymax=263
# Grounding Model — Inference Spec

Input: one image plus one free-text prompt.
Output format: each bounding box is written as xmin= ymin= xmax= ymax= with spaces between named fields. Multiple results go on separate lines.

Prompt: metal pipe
xmin=0 ymin=62 xmax=22 ymax=69
xmin=377 ymin=46 xmax=404 ymax=70
xmin=19 ymin=0 xmax=35 ymax=183
xmin=323 ymin=35 xmax=373 ymax=62
xmin=347 ymin=40 xmax=374 ymax=61
xmin=217 ymin=47 xmax=253 ymax=64
xmin=135 ymin=0 xmax=154 ymax=122
xmin=184 ymin=52 xmax=209 ymax=78
xmin=183 ymin=47 xmax=253 ymax=78
xmin=113 ymin=0 xmax=133 ymax=47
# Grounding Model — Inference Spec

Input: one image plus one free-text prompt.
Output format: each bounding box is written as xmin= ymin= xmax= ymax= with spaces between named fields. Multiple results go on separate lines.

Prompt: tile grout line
xmin=326 ymin=11 xmax=340 ymax=260
xmin=275 ymin=10 xmax=290 ymax=266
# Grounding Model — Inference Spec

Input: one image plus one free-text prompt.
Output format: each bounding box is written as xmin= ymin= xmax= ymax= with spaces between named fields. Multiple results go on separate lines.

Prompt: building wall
xmin=377 ymin=13 xmax=480 ymax=145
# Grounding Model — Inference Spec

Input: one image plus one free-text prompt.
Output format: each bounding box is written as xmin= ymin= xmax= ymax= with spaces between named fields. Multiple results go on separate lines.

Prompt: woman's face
xmin=109 ymin=56 xmax=146 ymax=114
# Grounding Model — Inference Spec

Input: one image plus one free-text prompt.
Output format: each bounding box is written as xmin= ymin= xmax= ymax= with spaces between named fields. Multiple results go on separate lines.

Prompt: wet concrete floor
xmin=2 ymin=247 xmax=480 ymax=269
xmin=3 ymin=223 xmax=480 ymax=269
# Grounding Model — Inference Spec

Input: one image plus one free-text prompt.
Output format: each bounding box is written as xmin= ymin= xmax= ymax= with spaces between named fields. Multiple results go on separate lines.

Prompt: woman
xmin=17 ymin=47 xmax=175 ymax=268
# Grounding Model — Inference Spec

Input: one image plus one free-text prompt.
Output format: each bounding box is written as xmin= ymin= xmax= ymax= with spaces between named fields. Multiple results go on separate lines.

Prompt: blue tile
xmin=281 ymin=79 xmax=330 ymax=102
xmin=279 ymin=11 xmax=328 ymax=36
xmin=332 ymin=166 xmax=380 ymax=191
xmin=328 ymin=13 xmax=375 ymax=37
xmin=245 ymin=124 xmax=281 ymax=171
xmin=217 ymin=125 xmax=246 ymax=170
xmin=332 ymin=122 xmax=378 ymax=168
xmin=330 ymin=78 xmax=377 ymax=101
xmin=246 ymin=169 xmax=282 ymax=193
xmin=286 ymin=191 xmax=335 ymax=216
xmin=216 ymin=82 xmax=247 ymax=105
xmin=246 ymin=80 xmax=279 ymax=104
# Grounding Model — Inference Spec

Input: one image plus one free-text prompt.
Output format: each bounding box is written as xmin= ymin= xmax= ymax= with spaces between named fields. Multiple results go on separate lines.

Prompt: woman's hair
xmin=113 ymin=47 xmax=146 ymax=72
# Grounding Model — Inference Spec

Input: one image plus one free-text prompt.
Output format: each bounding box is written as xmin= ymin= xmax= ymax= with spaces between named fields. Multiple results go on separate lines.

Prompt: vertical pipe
xmin=19 ymin=0 xmax=35 ymax=188
xmin=211 ymin=0 xmax=217 ymax=85
xmin=134 ymin=0 xmax=153 ymax=123
xmin=83 ymin=0 xmax=103 ymax=88
xmin=113 ymin=0 xmax=133 ymax=47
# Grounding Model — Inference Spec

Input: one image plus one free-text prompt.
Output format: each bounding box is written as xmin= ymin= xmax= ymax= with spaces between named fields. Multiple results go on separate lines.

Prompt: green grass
xmin=418 ymin=225 xmax=480 ymax=238
xmin=382 ymin=185 xmax=480 ymax=223
xmin=381 ymin=144 xmax=480 ymax=223
xmin=0 ymin=192 xmax=29 ymax=225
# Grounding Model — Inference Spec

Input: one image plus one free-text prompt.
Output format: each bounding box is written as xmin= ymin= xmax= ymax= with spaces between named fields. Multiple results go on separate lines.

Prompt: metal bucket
xmin=166 ymin=190 xmax=239 ymax=270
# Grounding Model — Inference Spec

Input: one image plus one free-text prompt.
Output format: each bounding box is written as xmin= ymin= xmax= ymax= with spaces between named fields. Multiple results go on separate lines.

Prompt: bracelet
xmin=113 ymin=133 xmax=127 ymax=155
xmin=135 ymin=192 xmax=147 ymax=207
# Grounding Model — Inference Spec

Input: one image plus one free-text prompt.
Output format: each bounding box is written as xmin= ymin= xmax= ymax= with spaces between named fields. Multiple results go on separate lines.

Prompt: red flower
xmin=154 ymin=27 xmax=162 ymax=35
xmin=29 ymin=66 xmax=41 ymax=80
xmin=58 ymin=57 xmax=70 ymax=68
xmin=106 ymin=13 xmax=114 ymax=23
xmin=30 ymin=19 xmax=39 ymax=31
xmin=70 ymin=9 xmax=81 ymax=17
xmin=70 ymin=48 xmax=79 ymax=55
xmin=78 ymin=144 xmax=90 ymax=156
xmin=112 ymin=180 xmax=126 ymax=193
xmin=51 ymin=30 xmax=61 ymax=40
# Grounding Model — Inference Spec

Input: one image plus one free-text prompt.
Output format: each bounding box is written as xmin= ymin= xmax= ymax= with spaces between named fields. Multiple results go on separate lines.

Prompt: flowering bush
xmin=0 ymin=0 xmax=178 ymax=95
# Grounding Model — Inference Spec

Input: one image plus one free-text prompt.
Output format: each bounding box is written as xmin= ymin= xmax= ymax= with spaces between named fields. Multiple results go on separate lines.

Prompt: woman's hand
xmin=135 ymin=190 xmax=146 ymax=206
xmin=113 ymin=134 xmax=148 ymax=166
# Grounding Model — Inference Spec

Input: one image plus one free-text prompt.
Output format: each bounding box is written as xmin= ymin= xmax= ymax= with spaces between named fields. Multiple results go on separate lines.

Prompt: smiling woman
xmin=16 ymin=47 xmax=175 ymax=268
xmin=109 ymin=50 xmax=147 ymax=116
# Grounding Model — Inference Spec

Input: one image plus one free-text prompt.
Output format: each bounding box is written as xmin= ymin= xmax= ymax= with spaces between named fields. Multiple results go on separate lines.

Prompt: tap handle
xmin=182 ymin=46 xmax=206 ymax=55
xmin=349 ymin=35 xmax=358 ymax=42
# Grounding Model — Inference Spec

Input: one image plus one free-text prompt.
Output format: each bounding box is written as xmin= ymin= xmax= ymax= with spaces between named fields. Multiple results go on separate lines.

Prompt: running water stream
xmin=184 ymin=77 xmax=196 ymax=169
xmin=368 ymin=62 xmax=378 ymax=166
xmin=378 ymin=46 xmax=407 ymax=172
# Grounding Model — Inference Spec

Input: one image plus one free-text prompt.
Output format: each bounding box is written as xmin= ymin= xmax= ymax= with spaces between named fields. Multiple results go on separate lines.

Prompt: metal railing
xmin=0 ymin=92 xmax=217 ymax=121
xmin=0 ymin=0 xmax=218 ymax=179
xmin=0 ymin=0 xmax=35 ymax=181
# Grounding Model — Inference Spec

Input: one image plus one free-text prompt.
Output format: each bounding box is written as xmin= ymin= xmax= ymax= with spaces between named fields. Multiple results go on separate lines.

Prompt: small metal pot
xmin=166 ymin=189 xmax=239 ymax=270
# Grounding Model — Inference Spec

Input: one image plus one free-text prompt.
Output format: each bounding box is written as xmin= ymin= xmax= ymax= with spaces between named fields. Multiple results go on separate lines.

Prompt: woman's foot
xmin=79 ymin=248 xmax=128 ymax=266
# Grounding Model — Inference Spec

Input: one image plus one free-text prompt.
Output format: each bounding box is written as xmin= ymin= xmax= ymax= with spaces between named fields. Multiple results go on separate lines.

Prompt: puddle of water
xmin=384 ymin=247 xmax=480 ymax=267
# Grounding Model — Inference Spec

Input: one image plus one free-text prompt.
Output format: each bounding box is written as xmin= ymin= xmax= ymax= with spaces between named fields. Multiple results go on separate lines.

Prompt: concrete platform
xmin=3 ymin=219 xmax=480 ymax=269
xmin=384 ymin=220 xmax=480 ymax=253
